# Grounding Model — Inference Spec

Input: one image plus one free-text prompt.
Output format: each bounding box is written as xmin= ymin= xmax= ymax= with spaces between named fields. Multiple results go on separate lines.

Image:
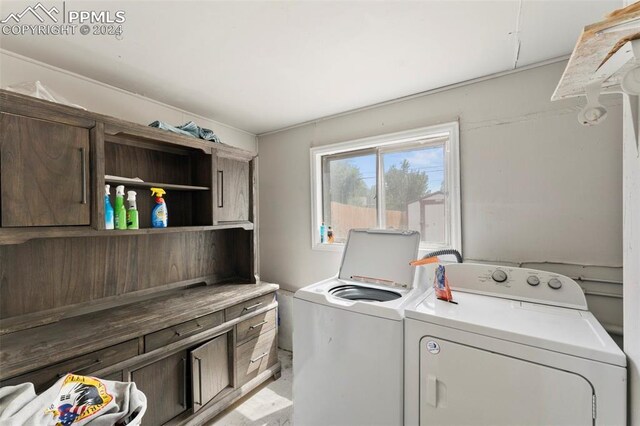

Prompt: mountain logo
xmin=1 ymin=2 xmax=60 ymax=24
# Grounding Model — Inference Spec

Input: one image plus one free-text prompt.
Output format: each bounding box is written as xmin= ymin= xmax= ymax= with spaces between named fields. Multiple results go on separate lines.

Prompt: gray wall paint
xmin=258 ymin=61 xmax=624 ymax=350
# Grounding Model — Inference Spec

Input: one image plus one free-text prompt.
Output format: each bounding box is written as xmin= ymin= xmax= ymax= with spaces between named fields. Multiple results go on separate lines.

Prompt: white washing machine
xmin=293 ymin=229 xmax=426 ymax=426
xmin=404 ymin=263 xmax=627 ymax=425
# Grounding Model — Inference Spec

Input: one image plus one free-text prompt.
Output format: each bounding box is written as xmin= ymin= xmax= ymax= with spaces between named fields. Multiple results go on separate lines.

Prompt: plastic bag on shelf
xmin=4 ymin=80 xmax=86 ymax=110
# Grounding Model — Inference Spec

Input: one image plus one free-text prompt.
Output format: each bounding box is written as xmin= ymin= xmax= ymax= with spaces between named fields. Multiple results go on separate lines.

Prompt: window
xmin=311 ymin=122 xmax=460 ymax=252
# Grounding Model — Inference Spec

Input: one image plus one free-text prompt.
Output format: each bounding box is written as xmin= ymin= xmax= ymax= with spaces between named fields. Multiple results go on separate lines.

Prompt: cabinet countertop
xmin=0 ymin=282 xmax=278 ymax=380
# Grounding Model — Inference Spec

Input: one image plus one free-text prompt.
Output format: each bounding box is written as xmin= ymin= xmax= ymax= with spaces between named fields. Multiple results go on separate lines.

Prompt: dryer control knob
xmin=548 ymin=278 xmax=562 ymax=289
xmin=491 ymin=270 xmax=507 ymax=283
xmin=527 ymin=276 xmax=540 ymax=286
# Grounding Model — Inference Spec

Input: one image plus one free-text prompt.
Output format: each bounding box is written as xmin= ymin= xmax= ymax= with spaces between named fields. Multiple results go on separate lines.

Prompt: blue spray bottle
xmin=104 ymin=184 xmax=114 ymax=230
xmin=150 ymin=187 xmax=168 ymax=228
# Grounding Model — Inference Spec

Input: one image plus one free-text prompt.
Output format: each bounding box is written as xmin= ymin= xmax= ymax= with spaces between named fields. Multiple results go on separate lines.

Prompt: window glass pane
xmin=382 ymin=144 xmax=447 ymax=245
xmin=323 ymin=152 xmax=377 ymax=243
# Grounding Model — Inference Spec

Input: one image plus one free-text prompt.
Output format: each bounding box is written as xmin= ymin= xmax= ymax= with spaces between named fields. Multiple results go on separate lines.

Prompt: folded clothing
xmin=149 ymin=120 xmax=221 ymax=143
xmin=0 ymin=374 xmax=146 ymax=426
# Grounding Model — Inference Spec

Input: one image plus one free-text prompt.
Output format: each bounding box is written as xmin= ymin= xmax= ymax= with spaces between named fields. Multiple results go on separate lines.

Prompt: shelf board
xmin=105 ymin=178 xmax=210 ymax=191
xmin=0 ymin=222 xmax=254 ymax=245
xmin=552 ymin=2 xmax=640 ymax=100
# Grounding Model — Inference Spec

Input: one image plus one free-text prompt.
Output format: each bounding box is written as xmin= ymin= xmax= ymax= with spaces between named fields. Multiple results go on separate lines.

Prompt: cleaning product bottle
xmin=126 ymin=191 xmax=139 ymax=230
xmin=104 ymin=184 xmax=114 ymax=230
xmin=150 ymin=187 xmax=168 ymax=228
xmin=320 ymin=222 xmax=327 ymax=243
xmin=114 ymin=185 xmax=127 ymax=230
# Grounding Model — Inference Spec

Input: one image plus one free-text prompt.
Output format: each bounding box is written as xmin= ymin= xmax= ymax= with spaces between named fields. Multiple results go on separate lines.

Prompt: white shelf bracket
xmin=578 ymin=81 xmax=608 ymax=126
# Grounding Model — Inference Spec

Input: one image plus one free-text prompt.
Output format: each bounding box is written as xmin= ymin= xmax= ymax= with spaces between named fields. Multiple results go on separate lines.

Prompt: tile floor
xmin=209 ymin=350 xmax=293 ymax=426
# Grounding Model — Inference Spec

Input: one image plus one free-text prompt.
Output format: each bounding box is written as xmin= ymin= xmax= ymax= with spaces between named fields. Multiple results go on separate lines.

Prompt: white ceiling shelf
xmin=553 ymin=2 xmax=640 ymax=102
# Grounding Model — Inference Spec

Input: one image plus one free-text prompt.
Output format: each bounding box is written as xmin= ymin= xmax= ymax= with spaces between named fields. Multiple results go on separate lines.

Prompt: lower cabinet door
xmin=191 ymin=333 xmax=230 ymax=412
xmin=131 ymin=351 xmax=188 ymax=425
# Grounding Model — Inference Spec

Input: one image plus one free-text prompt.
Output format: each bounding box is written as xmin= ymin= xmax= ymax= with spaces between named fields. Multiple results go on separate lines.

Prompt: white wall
xmin=623 ymin=94 xmax=640 ymax=423
xmin=0 ymin=50 xmax=257 ymax=152
xmin=257 ymin=60 xmax=624 ymax=350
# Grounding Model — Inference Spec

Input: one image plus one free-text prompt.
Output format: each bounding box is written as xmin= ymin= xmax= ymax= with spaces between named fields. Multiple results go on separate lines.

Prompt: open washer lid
xmin=339 ymin=229 xmax=420 ymax=290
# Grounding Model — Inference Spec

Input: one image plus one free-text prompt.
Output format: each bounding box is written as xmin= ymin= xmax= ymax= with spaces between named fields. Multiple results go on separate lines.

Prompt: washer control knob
xmin=527 ymin=276 xmax=540 ymax=286
xmin=548 ymin=278 xmax=562 ymax=290
xmin=491 ymin=270 xmax=507 ymax=283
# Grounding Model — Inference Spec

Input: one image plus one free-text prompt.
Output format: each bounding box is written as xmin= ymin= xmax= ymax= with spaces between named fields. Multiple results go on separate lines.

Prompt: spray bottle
xmin=150 ymin=187 xmax=168 ymax=228
xmin=126 ymin=191 xmax=139 ymax=230
xmin=114 ymin=185 xmax=127 ymax=230
xmin=104 ymin=184 xmax=114 ymax=230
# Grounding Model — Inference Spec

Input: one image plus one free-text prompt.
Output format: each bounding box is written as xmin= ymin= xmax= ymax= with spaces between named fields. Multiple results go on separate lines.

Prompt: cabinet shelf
xmin=105 ymin=178 xmax=210 ymax=192
xmin=0 ymin=222 xmax=254 ymax=245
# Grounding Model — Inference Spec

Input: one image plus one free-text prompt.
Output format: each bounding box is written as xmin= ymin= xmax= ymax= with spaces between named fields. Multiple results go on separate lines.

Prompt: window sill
xmin=312 ymin=242 xmax=345 ymax=252
xmin=311 ymin=241 xmax=460 ymax=258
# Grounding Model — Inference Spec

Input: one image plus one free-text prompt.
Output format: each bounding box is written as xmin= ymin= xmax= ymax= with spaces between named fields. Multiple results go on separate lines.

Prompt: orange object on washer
xmin=409 ymin=256 xmax=439 ymax=266
xmin=434 ymin=265 xmax=454 ymax=302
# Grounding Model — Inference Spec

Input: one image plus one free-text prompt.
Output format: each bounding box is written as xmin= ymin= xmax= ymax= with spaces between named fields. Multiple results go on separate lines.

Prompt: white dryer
xmin=293 ymin=229 xmax=426 ymax=426
xmin=404 ymin=263 xmax=626 ymax=426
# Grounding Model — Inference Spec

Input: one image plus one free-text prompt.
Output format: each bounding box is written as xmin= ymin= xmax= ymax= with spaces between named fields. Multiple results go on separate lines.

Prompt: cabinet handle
xmin=242 ymin=302 xmax=262 ymax=312
xmin=217 ymin=170 xmax=224 ymax=208
xmin=249 ymin=320 xmax=268 ymax=330
xmin=181 ymin=357 xmax=187 ymax=408
xmin=174 ymin=322 xmax=202 ymax=337
xmin=57 ymin=359 xmax=102 ymax=378
xmin=80 ymin=147 xmax=87 ymax=204
xmin=194 ymin=356 xmax=203 ymax=405
xmin=250 ymin=352 xmax=269 ymax=363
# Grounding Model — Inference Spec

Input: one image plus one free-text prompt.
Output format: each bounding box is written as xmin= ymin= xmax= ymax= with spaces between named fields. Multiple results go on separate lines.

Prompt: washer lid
xmin=406 ymin=290 xmax=626 ymax=367
xmin=339 ymin=229 xmax=420 ymax=290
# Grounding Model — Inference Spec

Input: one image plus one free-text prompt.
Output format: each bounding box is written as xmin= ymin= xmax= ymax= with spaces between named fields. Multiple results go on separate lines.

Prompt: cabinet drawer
xmin=236 ymin=308 xmax=277 ymax=346
xmin=236 ymin=328 xmax=278 ymax=386
xmin=225 ymin=293 xmax=275 ymax=321
xmin=145 ymin=311 xmax=224 ymax=353
xmin=1 ymin=340 xmax=138 ymax=393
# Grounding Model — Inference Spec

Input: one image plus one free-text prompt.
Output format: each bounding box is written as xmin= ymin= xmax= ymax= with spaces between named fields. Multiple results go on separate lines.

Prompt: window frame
xmin=310 ymin=121 xmax=461 ymax=253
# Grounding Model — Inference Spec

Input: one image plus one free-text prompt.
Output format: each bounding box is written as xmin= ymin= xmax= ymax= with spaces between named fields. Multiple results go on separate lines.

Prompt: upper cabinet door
xmin=216 ymin=156 xmax=250 ymax=222
xmin=0 ymin=113 xmax=90 ymax=227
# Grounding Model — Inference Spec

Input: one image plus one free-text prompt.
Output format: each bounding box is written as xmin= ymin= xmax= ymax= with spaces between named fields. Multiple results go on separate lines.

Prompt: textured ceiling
xmin=0 ymin=0 xmax=621 ymax=134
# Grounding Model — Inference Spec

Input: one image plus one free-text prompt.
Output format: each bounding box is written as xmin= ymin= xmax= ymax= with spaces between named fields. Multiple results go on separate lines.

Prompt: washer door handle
xmin=426 ymin=375 xmax=437 ymax=407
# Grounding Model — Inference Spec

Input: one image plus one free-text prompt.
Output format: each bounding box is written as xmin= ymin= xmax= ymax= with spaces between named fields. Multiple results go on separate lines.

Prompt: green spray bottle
xmin=114 ymin=185 xmax=127 ymax=230
xmin=126 ymin=191 xmax=139 ymax=230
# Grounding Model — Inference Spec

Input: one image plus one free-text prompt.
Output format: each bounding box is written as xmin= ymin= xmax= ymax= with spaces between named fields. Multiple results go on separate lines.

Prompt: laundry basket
xmin=0 ymin=374 xmax=147 ymax=425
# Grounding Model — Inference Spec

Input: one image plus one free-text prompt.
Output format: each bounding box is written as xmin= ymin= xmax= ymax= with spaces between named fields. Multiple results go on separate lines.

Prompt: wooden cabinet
xmin=145 ymin=311 xmax=224 ymax=353
xmin=0 ymin=340 xmax=138 ymax=393
xmin=225 ymin=293 xmax=276 ymax=321
xmin=216 ymin=156 xmax=250 ymax=222
xmin=0 ymin=113 xmax=90 ymax=227
xmin=236 ymin=328 xmax=278 ymax=386
xmin=131 ymin=350 xmax=188 ymax=426
xmin=191 ymin=333 xmax=231 ymax=412
xmin=0 ymin=90 xmax=272 ymax=426
xmin=236 ymin=308 xmax=277 ymax=345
